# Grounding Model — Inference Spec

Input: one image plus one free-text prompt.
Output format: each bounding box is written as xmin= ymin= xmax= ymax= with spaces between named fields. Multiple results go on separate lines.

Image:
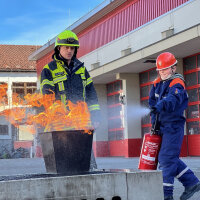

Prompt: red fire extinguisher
xmin=138 ymin=115 xmax=162 ymax=170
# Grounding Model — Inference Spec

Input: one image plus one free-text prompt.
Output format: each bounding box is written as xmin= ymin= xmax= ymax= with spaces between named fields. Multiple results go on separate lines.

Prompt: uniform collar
xmin=169 ymin=73 xmax=185 ymax=81
xmin=54 ymin=55 xmax=84 ymax=73
xmin=161 ymin=73 xmax=185 ymax=82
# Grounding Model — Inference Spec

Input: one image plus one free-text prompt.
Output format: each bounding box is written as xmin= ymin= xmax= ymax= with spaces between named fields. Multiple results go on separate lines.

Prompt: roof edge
xmin=29 ymin=0 xmax=126 ymax=61
xmin=0 ymin=69 xmax=36 ymax=72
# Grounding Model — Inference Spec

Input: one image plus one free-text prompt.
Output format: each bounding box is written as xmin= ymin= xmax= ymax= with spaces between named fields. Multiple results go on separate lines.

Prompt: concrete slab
xmin=127 ymin=171 xmax=164 ymax=200
xmin=0 ymin=172 xmax=126 ymax=200
xmin=0 ymin=171 xmax=163 ymax=200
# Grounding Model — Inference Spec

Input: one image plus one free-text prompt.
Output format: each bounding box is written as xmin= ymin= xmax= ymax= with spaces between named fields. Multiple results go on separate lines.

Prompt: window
xmin=183 ymin=56 xmax=196 ymax=71
xmin=0 ymin=125 xmax=8 ymax=135
xmin=140 ymin=68 xmax=157 ymax=137
xmin=12 ymin=82 xmax=37 ymax=98
xmin=107 ymin=80 xmax=124 ymax=141
xmin=184 ymin=53 xmax=200 ymax=135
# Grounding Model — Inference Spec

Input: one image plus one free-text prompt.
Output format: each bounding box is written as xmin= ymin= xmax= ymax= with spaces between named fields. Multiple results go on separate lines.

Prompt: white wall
xmin=117 ymin=73 xmax=141 ymax=139
xmin=93 ymin=84 xmax=108 ymax=142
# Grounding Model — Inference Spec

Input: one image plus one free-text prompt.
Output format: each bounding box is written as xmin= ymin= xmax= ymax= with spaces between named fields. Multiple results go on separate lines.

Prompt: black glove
xmin=150 ymin=106 xmax=158 ymax=115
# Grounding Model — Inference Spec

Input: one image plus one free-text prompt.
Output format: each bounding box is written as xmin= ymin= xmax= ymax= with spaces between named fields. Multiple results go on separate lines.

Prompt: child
xmin=149 ymin=52 xmax=200 ymax=200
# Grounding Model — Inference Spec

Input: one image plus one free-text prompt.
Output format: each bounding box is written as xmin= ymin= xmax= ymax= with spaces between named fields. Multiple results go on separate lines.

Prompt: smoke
xmin=126 ymin=104 xmax=150 ymax=118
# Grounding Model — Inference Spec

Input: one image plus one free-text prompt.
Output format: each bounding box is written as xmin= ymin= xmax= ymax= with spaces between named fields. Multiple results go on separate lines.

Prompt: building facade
xmin=29 ymin=0 xmax=200 ymax=157
xmin=0 ymin=45 xmax=39 ymax=156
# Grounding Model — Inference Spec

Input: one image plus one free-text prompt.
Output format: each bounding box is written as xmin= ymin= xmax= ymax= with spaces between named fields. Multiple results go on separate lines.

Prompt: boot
xmin=164 ymin=196 xmax=174 ymax=200
xmin=180 ymin=182 xmax=200 ymax=200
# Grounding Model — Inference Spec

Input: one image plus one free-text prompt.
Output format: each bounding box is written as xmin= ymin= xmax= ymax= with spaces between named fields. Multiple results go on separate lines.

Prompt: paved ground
xmin=0 ymin=157 xmax=200 ymax=200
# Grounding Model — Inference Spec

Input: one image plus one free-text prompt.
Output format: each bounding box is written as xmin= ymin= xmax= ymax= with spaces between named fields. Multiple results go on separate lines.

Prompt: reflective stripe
xmin=43 ymin=61 xmax=67 ymax=106
xmin=75 ymin=66 xmax=85 ymax=75
xmin=176 ymin=167 xmax=189 ymax=179
xmin=53 ymin=75 xmax=67 ymax=84
xmin=58 ymin=82 xmax=65 ymax=91
xmin=81 ymin=74 xmax=86 ymax=79
xmin=155 ymin=93 xmax=159 ymax=97
xmin=163 ymin=183 xmax=173 ymax=187
xmin=79 ymin=71 xmax=87 ymax=101
xmin=61 ymin=94 xmax=66 ymax=105
xmin=86 ymin=77 xmax=93 ymax=85
xmin=58 ymin=82 xmax=66 ymax=105
xmin=88 ymin=104 xmax=100 ymax=111
xmin=41 ymin=79 xmax=54 ymax=87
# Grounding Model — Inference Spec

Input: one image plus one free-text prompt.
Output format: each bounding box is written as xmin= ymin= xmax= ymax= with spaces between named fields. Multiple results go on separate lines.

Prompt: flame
xmin=0 ymin=88 xmax=92 ymax=134
xmin=0 ymin=84 xmax=8 ymax=106
xmin=12 ymin=93 xmax=25 ymax=106
xmin=2 ymin=107 xmax=26 ymax=126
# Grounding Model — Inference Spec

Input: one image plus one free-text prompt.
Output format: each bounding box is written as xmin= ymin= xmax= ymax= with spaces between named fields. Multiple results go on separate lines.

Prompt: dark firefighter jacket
xmin=149 ymin=73 xmax=188 ymax=126
xmin=40 ymin=56 xmax=100 ymax=123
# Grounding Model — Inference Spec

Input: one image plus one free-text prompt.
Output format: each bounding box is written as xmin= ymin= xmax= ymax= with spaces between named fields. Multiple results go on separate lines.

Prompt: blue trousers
xmin=158 ymin=123 xmax=199 ymax=197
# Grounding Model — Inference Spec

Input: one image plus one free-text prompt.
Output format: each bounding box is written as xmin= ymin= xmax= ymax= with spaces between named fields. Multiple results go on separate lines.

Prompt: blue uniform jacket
xmin=149 ymin=73 xmax=188 ymax=127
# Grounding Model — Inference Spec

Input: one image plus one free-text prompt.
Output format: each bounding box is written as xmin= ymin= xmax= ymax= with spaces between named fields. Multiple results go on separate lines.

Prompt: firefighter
xmin=40 ymin=30 xmax=100 ymax=169
xmin=149 ymin=52 xmax=200 ymax=200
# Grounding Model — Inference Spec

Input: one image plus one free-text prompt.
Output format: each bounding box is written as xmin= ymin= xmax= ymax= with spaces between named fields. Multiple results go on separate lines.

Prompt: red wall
xmin=93 ymin=138 xmax=142 ymax=157
xmin=36 ymin=50 xmax=53 ymax=77
xmin=124 ymin=138 xmax=142 ymax=157
xmin=180 ymin=135 xmax=188 ymax=157
xmin=37 ymin=0 xmax=188 ymax=75
xmin=14 ymin=141 xmax=33 ymax=149
xmin=188 ymin=135 xmax=200 ymax=156
xmin=77 ymin=0 xmax=188 ymax=58
xmin=93 ymin=141 xmax=109 ymax=157
xmin=93 ymin=136 xmax=188 ymax=158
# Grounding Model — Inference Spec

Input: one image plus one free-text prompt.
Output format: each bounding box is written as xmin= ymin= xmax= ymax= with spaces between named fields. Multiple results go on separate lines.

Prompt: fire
xmin=0 ymin=84 xmax=92 ymax=134
xmin=0 ymin=84 xmax=8 ymax=106
xmin=0 ymin=107 xmax=26 ymax=126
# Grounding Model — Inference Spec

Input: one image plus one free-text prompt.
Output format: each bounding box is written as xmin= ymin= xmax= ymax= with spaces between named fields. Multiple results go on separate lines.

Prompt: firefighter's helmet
xmin=156 ymin=52 xmax=177 ymax=71
xmin=55 ymin=30 xmax=79 ymax=48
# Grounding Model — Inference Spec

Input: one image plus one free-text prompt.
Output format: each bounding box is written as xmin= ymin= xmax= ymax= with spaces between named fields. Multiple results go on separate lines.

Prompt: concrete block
xmin=127 ymin=171 xmax=164 ymax=200
xmin=0 ymin=173 xmax=127 ymax=200
xmin=0 ymin=171 xmax=164 ymax=200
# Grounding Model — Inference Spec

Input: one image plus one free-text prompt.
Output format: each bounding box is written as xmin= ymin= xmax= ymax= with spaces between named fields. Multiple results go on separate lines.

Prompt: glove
xmin=150 ymin=106 xmax=158 ymax=115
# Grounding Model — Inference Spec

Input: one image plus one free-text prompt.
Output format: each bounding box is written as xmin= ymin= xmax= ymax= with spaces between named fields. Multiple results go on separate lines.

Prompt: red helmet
xmin=156 ymin=52 xmax=177 ymax=71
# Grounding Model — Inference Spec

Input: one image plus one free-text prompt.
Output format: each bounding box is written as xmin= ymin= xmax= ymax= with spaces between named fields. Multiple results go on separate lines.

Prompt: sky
xmin=0 ymin=0 xmax=105 ymax=46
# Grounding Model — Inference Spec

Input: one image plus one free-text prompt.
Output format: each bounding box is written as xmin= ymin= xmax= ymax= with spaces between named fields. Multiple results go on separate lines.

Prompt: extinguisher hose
xmin=151 ymin=114 xmax=159 ymax=135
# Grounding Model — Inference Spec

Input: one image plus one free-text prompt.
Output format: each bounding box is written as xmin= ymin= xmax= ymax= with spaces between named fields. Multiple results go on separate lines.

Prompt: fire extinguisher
xmin=138 ymin=114 xmax=162 ymax=170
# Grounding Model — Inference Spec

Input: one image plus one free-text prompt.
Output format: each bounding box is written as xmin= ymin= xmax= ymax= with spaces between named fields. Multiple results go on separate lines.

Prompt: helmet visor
xmin=57 ymin=37 xmax=79 ymax=46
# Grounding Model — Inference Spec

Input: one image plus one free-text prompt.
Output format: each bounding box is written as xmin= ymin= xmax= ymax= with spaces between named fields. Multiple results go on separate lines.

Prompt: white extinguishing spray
xmin=138 ymin=114 xmax=162 ymax=170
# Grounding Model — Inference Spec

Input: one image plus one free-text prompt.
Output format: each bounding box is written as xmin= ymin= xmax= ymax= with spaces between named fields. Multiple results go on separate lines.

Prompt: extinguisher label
xmin=141 ymin=141 xmax=160 ymax=165
xmin=142 ymin=154 xmax=155 ymax=161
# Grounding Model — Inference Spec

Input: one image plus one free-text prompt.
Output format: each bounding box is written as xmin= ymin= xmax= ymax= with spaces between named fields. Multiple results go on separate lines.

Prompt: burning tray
xmin=39 ymin=129 xmax=93 ymax=174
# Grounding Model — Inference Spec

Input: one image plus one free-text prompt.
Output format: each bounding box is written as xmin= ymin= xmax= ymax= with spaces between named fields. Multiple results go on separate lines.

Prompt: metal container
xmin=39 ymin=130 xmax=93 ymax=174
